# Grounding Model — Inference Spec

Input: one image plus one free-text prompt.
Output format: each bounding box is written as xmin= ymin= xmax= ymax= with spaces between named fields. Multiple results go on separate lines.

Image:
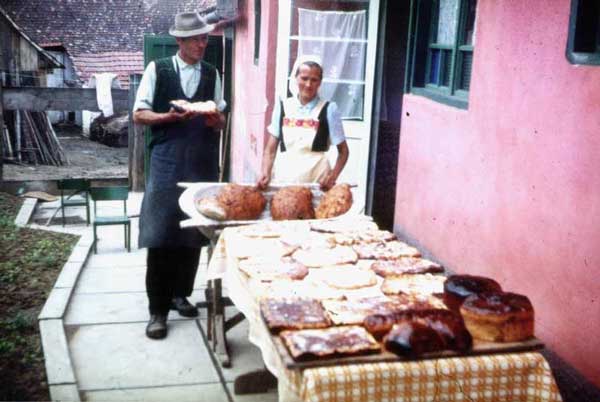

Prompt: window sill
xmin=566 ymin=51 xmax=600 ymax=66
xmin=411 ymin=87 xmax=469 ymax=110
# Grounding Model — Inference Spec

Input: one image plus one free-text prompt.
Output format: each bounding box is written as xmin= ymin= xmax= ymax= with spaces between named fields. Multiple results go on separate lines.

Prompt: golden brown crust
xmin=353 ymin=241 xmax=421 ymax=260
xmin=216 ymin=184 xmax=267 ymax=220
xmin=315 ymin=184 xmax=353 ymax=219
xmin=443 ymin=275 xmax=502 ymax=312
xmin=291 ymin=246 xmax=358 ymax=268
xmin=459 ymin=291 xmax=534 ymax=342
xmin=271 ymin=186 xmax=315 ymax=221
xmin=280 ymin=326 xmax=380 ymax=360
xmin=238 ymin=256 xmax=309 ymax=281
xmin=371 ymin=258 xmax=444 ymax=277
xmin=381 ymin=274 xmax=446 ymax=296
xmin=323 ymin=294 xmax=447 ymax=325
xmin=260 ymin=298 xmax=331 ymax=332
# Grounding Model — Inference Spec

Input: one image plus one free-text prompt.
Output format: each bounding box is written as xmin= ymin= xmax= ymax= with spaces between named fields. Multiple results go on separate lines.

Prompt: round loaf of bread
xmin=443 ymin=274 xmax=502 ymax=312
xmin=459 ymin=291 xmax=534 ymax=342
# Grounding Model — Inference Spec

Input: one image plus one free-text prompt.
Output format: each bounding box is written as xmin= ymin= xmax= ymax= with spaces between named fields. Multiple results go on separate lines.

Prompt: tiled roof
xmin=2 ymin=0 xmax=216 ymax=87
xmin=71 ymin=52 xmax=145 ymax=88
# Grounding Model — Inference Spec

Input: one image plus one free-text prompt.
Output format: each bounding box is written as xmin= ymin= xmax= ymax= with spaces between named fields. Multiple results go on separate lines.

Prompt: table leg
xmin=212 ymin=278 xmax=231 ymax=368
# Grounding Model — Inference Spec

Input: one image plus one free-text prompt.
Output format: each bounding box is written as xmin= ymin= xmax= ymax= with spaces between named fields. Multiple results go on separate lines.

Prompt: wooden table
xmin=210 ymin=224 xmax=563 ymax=402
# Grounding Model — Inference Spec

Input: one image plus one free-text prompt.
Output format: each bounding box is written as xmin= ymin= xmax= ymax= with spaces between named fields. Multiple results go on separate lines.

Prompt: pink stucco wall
xmin=395 ymin=0 xmax=600 ymax=386
xmin=230 ymin=1 xmax=278 ymax=182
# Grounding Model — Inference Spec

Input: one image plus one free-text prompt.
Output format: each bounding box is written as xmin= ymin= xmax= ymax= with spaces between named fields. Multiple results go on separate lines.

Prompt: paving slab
xmin=76 ymin=266 xmax=209 ymax=294
xmin=216 ymin=317 xmax=266 ymax=383
xmin=65 ymin=292 xmax=207 ymax=325
xmin=83 ymin=383 xmax=229 ymax=402
xmin=68 ymin=321 xmax=219 ymax=391
xmin=85 ymin=248 xmax=147 ymax=269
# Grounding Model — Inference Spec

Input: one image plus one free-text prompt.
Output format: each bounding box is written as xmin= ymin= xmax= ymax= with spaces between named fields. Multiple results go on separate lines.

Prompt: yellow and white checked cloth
xmin=208 ymin=226 xmax=563 ymax=402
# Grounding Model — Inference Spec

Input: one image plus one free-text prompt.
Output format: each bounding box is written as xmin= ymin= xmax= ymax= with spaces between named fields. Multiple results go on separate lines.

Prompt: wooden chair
xmin=57 ymin=178 xmax=91 ymax=225
xmin=90 ymin=186 xmax=131 ymax=253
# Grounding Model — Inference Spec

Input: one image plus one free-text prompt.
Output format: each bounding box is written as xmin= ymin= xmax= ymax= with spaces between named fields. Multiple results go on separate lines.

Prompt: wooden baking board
xmin=273 ymin=333 xmax=544 ymax=370
xmin=178 ymin=182 xmax=363 ymax=229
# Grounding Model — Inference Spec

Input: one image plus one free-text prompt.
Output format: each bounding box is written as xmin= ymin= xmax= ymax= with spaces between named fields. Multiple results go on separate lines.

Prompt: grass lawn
xmin=0 ymin=192 xmax=79 ymax=401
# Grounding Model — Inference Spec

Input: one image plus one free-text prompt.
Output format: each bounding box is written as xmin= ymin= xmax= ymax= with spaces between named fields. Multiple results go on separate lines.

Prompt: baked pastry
xmin=310 ymin=266 xmax=378 ymax=290
xmin=328 ymin=230 xmax=396 ymax=246
xmin=271 ymin=186 xmax=315 ymax=220
xmin=170 ymin=99 xmax=218 ymax=114
xmin=280 ymin=326 xmax=380 ymax=360
xmin=371 ymin=258 xmax=444 ymax=277
xmin=292 ymin=246 xmax=358 ymax=267
xmin=315 ymin=183 xmax=353 ymax=219
xmin=197 ymin=184 xmax=266 ymax=220
xmin=260 ymin=298 xmax=331 ymax=332
xmin=238 ymin=256 xmax=308 ymax=281
xmin=323 ymin=294 xmax=447 ymax=325
xmin=443 ymin=274 xmax=502 ymax=312
xmin=460 ymin=291 xmax=534 ymax=342
xmin=382 ymin=310 xmax=472 ymax=356
xmin=381 ymin=274 xmax=446 ymax=296
xmin=353 ymin=241 xmax=421 ymax=260
xmin=232 ymin=238 xmax=297 ymax=260
xmin=310 ymin=218 xmax=378 ymax=233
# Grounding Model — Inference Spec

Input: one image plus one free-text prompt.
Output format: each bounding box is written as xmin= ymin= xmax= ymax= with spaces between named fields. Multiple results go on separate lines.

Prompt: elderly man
xmin=133 ymin=12 xmax=225 ymax=339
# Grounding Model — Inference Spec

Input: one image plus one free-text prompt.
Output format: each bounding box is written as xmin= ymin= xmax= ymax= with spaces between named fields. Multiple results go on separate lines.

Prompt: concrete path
xmin=32 ymin=192 xmax=278 ymax=402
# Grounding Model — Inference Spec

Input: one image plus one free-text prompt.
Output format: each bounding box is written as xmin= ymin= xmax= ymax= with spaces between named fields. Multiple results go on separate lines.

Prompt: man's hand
xmin=169 ymin=107 xmax=196 ymax=122
xmin=256 ymin=172 xmax=271 ymax=190
xmin=204 ymin=111 xmax=225 ymax=129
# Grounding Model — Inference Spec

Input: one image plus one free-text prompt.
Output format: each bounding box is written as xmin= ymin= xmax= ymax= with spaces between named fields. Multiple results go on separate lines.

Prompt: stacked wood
xmin=1 ymin=111 xmax=68 ymax=166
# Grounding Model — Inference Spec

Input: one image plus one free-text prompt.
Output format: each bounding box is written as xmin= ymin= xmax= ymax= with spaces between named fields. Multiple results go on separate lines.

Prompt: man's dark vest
xmin=150 ymin=56 xmax=216 ymax=147
xmin=278 ymin=99 xmax=330 ymax=153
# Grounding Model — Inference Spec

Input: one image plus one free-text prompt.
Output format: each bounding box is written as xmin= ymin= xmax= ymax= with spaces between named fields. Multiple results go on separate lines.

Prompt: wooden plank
xmin=2 ymin=87 xmax=129 ymax=112
xmin=272 ymin=334 xmax=545 ymax=370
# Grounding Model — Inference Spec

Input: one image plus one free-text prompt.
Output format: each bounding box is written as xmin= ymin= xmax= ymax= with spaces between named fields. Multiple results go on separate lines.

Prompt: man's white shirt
xmin=133 ymin=52 xmax=222 ymax=111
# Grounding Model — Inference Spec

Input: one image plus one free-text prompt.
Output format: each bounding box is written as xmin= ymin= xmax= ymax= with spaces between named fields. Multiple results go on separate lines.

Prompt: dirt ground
xmin=3 ymin=123 xmax=128 ymax=182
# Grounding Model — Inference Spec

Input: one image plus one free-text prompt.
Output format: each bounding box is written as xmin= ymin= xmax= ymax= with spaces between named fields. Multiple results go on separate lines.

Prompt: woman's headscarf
xmin=288 ymin=54 xmax=323 ymax=97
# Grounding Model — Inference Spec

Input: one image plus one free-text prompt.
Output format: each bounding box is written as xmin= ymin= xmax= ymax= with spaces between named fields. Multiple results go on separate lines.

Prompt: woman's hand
xmin=319 ymin=172 xmax=337 ymax=191
xmin=256 ymin=172 xmax=271 ymax=190
xmin=204 ymin=111 xmax=225 ymax=129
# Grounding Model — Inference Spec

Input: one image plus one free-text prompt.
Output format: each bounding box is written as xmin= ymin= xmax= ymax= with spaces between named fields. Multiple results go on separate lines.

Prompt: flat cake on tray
xmin=279 ymin=326 xmax=380 ymax=360
xmin=260 ymin=298 xmax=332 ymax=333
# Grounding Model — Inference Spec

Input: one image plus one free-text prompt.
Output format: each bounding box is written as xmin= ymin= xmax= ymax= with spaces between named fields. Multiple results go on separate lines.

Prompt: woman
xmin=257 ymin=56 xmax=349 ymax=190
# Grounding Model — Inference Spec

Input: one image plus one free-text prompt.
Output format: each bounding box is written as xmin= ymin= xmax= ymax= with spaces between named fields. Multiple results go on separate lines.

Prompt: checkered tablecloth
xmin=209 ymin=226 xmax=563 ymax=402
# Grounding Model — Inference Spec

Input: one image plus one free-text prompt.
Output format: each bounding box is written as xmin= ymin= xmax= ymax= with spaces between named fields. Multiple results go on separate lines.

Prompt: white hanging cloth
xmin=297 ymin=8 xmax=367 ymax=119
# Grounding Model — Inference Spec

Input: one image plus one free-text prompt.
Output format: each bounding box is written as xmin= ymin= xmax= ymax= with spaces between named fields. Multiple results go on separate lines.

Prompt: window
xmin=284 ymin=0 xmax=370 ymax=120
xmin=406 ymin=0 xmax=477 ymax=109
xmin=566 ymin=0 xmax=600 ymax=65
xmin=254 ymin=0 xmax=261 ymax=65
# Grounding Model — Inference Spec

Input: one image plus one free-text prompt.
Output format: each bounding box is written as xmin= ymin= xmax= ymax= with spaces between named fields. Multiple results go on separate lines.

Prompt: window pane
xmin=321 ymin=82 xmax=364 ymax=120
xmin=289 ymin=0 xmax=369 ymax=119
xmin=574 ymin=0 xmax=600 ymax=52
xmin=442 ymin=49 xmax=452 ymax=86
xmin=429 ymin=49 xmax=441 ymax=85
xmin=436 ymin=0 xmax=459 ymax=45
xmin=458 ymin=50 xmax=473 ymax=91
xmin=463 ymin=0 xmax=477 ymax=45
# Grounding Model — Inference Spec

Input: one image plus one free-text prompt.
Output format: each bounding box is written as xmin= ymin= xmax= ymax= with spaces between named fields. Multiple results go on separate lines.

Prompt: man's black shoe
xmin=146 ymin=314 xmax=167 ymax=340
xmin=171 ymin=297 xmax=199 ymax=317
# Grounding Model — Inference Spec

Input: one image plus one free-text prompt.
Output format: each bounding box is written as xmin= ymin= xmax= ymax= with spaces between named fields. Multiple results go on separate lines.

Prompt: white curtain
xmin=297 ymin=8 xmax=367 ymax=119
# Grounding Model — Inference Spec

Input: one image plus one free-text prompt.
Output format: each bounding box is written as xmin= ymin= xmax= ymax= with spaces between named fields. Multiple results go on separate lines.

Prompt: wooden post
xmin=128 ymin=74 xmax=144 ymax=191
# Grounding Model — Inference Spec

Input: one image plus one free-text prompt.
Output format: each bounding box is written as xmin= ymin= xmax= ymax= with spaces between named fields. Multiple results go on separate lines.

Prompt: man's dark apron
xmin=138 ymin=113 xmax=218 ymax=249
